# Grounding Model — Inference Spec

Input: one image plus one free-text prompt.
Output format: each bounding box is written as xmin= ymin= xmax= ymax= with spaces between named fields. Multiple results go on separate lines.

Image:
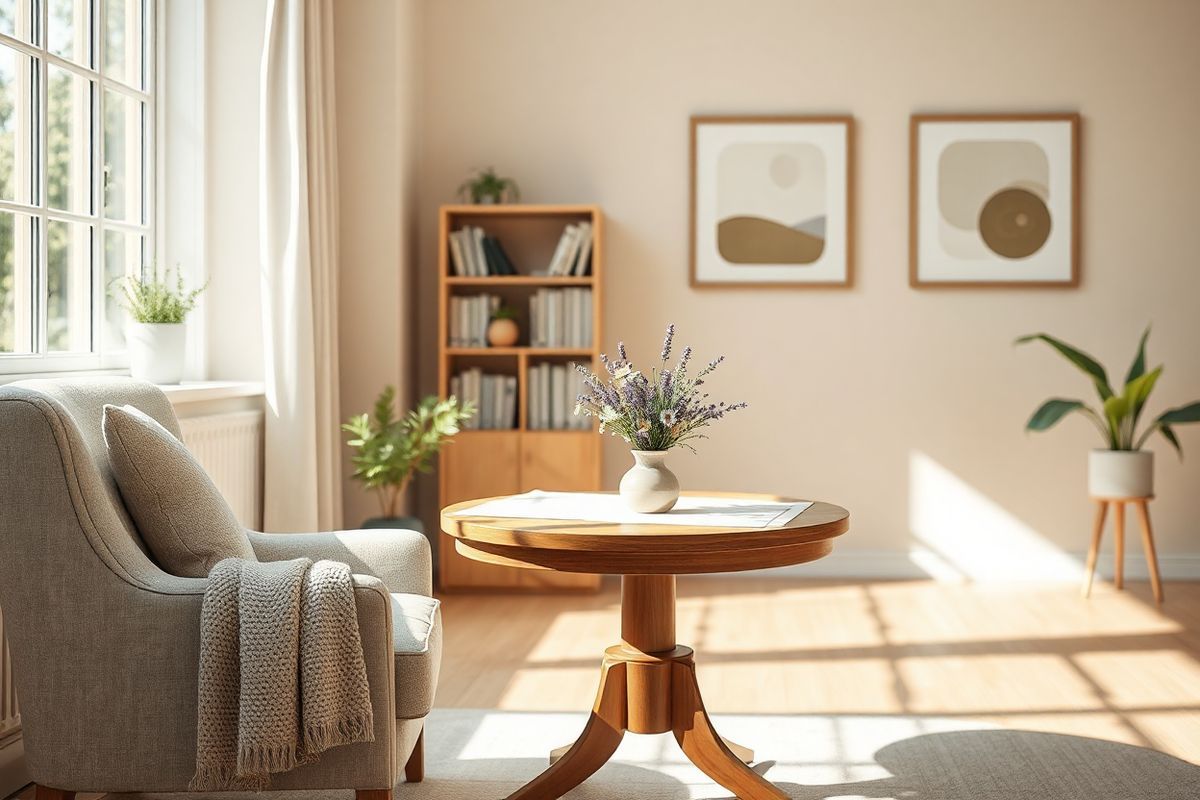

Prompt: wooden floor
xmin=10 ymin=577 xmax=1195 ymax=800
xmin=437 ymin=576 xmax=1200 ymax=763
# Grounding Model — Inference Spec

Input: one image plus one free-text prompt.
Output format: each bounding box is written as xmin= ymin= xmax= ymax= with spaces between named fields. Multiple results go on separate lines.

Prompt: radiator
xmin=179 ymin=410 xmax=266 ymax=530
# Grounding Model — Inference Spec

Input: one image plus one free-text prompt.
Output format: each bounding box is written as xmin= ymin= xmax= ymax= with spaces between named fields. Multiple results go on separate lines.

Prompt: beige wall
xmin=412 ymin=0 xmax=1200 ymax=576
xmin=334 ymin=0 xmax=423 ymax=528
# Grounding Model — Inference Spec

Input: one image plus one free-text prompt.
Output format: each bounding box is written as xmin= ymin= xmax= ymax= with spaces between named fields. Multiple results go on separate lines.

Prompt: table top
xmin=440 ymin=491 xmax=850 ymax=576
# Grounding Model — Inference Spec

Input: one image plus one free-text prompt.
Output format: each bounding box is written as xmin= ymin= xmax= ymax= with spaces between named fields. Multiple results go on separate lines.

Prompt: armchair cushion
xmin=103 ymin=404 xmax=256 ymax=577
xmin=391 ymin=593 xmax=442 ymax=719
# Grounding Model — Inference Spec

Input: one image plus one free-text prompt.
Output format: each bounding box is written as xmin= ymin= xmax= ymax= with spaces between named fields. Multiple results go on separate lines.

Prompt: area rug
xmin=115 ymin=709 xmax=1200 ymax=799
xmin=401 ymin=709 xmax=1199 ymax=800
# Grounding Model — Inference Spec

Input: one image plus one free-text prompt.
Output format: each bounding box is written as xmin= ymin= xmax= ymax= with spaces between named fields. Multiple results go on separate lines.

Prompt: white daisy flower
xmin=659 ymin=409 xmax=677 ymax=426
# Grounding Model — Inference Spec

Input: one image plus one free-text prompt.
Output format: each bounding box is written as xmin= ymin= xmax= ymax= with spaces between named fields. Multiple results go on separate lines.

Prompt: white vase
xmin=619 ymin=450 xmax=680 ymax=513
xmin=1088 ymin=449 xmax=1154 ymax=498
xmin=127 ymin=322 xmax=187 ymax=384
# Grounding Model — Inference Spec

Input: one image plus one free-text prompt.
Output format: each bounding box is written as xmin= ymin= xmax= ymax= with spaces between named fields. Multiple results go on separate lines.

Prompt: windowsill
xmin=159 ymin=381 xmax=265 ymax=405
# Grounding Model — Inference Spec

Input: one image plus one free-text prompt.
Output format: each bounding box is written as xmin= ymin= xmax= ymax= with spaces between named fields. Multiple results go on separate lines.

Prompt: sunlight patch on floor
xmin=897 ymin=653 xmax=1099 ymax=714
xmin=1075 ymin=650 xmax=1200 ymax=708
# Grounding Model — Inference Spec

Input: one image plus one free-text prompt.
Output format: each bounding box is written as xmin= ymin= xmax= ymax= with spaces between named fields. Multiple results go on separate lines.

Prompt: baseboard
xmin=733 ymin=549 xmax=1200 ymax=582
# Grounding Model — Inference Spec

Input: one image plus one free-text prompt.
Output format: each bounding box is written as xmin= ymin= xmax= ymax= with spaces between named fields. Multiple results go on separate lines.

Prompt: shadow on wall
xmin=782 ymin=730 xmax=1200 ymax=800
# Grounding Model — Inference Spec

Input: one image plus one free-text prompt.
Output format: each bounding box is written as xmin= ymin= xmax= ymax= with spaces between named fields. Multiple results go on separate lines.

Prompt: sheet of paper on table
xmin=451 ymin=490 xmax=814 ymax=528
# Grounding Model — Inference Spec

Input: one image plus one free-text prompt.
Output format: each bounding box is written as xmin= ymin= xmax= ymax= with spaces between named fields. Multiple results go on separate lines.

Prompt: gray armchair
xmin=0 ymin=378 xmax=440 ymax=800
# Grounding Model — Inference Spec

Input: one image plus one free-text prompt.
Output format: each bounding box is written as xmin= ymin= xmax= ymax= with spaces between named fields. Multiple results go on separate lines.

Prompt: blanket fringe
xmin=304 ymin=713 xmax=376 ymax=754
xmin=190 ymin=760 xmax=268 ymax=792
xmin=238 ymin=741 xmax=304 ymax=778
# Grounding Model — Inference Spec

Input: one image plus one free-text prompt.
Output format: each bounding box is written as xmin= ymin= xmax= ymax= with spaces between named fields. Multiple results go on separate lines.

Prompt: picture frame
xmin=909 ymin=112 xmax=1081 ymax=288
xmin=689 ymin=115 xmax=855 ymax=288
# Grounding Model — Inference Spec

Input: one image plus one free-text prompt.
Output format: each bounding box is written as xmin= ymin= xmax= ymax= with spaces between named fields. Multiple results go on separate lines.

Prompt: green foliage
xmin=491 ymin=305 xmax=518 ymax=321
xmin=115 ymin=266 xmax=206 ymax=324
xmin=1017 ymin=327 xmax=1200 ymax=457
xmin=457 ymin=167 xmax=520 ymax=204
xmin=342 ymin=387 xmax=475 ymax=517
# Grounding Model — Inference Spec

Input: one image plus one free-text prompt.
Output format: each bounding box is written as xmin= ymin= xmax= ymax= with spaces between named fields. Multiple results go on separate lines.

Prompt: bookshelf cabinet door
xmin=519 ymin=432 xmax=599 ymax=492
xmin=440 ymin=431 xmax=523 ymax=589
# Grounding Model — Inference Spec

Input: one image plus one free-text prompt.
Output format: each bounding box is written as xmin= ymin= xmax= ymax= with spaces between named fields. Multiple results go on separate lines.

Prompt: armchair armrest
xmin=247 ymin=528 xmax=433 ymax=596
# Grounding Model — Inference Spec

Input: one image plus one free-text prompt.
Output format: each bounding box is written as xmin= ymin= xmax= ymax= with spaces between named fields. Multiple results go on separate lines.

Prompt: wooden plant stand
xmin=1083 ymin=495 xmax=1163 ymax=605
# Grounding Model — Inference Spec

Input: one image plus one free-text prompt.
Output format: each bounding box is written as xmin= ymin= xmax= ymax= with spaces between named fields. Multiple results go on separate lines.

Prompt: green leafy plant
xmin=115 ymin=266 xmax=206 ymax=324
xmin=457 ymin=167 xmax=520 ymax=204
xmin=491 ymin=305 xmax=518 ymax=321
xmin=1016 ymin=328 xmax=1200 ymax=456
xmin=342 ymin=387 xmax=475 ymax=517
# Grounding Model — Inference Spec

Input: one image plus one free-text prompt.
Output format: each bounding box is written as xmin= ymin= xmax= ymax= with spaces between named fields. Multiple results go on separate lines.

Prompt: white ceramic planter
xmin=619 ymin=450 xmax=680 ymax=513
xmin=127 ymin=322 xmax=187 ymax=384
xmin=1088 ymin=449 xmax=1153 ymax=498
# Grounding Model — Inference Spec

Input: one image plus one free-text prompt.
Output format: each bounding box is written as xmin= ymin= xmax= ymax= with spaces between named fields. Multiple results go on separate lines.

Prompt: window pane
xmin=102 ymin=227 xmax=140 ymax=350
xmin=103 ymin=0 xmax=143 ymax=89
xmin=46 ymin=218 xmax=90 ymax=352
xmin=103 ymin=89 xmax=142 ymax=222
xmin=47 ymin=0 xmax=91 ymax=67
xmin=0 ymin=0 xmax=36 ymax=44
xmin=0 ymin=44 xmax=34 ymax=204
xmin=0 ymin=209 xmax=33 ymax=353
xmin=46 ymin=63 xmax=92 ymax=214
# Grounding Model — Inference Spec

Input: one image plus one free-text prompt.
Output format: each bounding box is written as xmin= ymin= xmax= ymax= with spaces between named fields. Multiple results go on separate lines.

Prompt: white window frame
xmin=0 ymin=0 xmax=155 ymax=376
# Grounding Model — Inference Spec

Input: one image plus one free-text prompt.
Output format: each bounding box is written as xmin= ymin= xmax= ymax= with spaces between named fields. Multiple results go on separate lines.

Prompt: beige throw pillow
xmin=102 ymin=404 xmax=257 ymax=577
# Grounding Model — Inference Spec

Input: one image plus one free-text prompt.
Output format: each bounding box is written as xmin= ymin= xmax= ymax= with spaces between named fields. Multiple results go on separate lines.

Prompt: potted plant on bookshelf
xmin=456 ymin=167 xmax=520 ymax=205
xmin=1017 ymin=328 xmax=1200 ymax=497
xmin=574 ymin=324 xmax=747 ymax=512
xmin=487 ymin=306 xmax=521 ymax=347
xmin=343 ymin=387 xmax=474 ymax=560
xmin=115 ymin=265 xmax=206 ymax=384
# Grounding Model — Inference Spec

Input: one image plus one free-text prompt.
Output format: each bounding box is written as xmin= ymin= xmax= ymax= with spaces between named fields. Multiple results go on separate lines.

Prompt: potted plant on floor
xmin=343 ymin=387 xmax=474 ymax=558
xmin=1017 ymin=328 xmax=1200 ymax=497
xmin=456 ymin=167 xmax=520 ymax=205
xmin=574 ymin=324 xmax=747 ymax=513
xmin=116 ymin=266 xmax=206 ymax=384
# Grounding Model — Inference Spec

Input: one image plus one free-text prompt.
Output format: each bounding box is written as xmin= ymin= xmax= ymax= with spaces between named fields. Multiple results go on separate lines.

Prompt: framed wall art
xmin=690 ymin=115 xmax=854 ymax=288
xmin=910 ymin=113 xmax=1080 ymax=288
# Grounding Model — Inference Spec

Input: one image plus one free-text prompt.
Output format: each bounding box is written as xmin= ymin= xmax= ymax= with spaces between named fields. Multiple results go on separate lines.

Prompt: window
xmin=0 ymin=0 xmax=152 ymax=374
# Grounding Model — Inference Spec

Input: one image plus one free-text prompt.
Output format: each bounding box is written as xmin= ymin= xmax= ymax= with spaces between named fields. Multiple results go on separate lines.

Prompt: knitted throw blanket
xmin=191 ymin=557 xmax=375 ymax=790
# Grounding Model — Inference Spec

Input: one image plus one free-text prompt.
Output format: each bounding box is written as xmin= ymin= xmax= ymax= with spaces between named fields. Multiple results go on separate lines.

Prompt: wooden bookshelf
xmin=437 ymin=204 xmax=603 ymax=591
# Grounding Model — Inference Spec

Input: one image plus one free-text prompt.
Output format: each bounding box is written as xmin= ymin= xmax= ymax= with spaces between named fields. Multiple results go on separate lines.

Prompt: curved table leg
xmin=672 ymin=660 xmax=788 ymax=800
xmin=508 ymin=660 xmax=627 ymax=800
xmin=721 ymin=737 xmax=754 ymax=764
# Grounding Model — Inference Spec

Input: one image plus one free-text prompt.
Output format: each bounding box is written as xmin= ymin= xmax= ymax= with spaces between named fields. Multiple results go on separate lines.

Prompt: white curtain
xmin=259 ymin=0 xmax=342 ymax=532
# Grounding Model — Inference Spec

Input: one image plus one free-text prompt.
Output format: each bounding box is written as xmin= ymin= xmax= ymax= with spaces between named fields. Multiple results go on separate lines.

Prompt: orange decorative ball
xmin=487 ymin=317 xmax=520 ymax=347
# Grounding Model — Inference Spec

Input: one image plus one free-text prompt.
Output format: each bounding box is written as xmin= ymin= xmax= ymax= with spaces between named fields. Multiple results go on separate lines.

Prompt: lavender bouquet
xmin=574 ymin=324 xmax=747 ymax=452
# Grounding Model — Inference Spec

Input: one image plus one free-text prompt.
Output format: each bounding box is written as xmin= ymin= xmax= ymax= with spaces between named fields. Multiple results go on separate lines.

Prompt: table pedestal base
xmin=504 ymin=577 xmax=787 ymax=800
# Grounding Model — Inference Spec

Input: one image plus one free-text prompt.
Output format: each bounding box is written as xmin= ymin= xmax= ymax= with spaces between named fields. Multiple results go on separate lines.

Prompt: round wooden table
xmin=441 ymin=492 xmax=850 ymax=800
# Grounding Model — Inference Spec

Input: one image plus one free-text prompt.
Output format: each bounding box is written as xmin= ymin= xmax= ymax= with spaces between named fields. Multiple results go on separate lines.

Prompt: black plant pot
xmin=361 ymin=515 xmax=436 ymax=574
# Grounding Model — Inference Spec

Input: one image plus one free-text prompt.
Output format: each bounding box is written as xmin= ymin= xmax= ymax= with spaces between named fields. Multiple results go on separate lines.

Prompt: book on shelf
xmin=451 ymin=367 xmax=518 ymax=430
xmin=449 ymin=225 xmax=519 ymax=277
xmin=448 ymin=293 xmax=500 ymax=347
xmin=529 ymin=287 xmax=593 ymax=348
xmin=545 ymin=221 xmax=593 ymax=277
xmin=527 ymin=361 xmax=590 ymax=431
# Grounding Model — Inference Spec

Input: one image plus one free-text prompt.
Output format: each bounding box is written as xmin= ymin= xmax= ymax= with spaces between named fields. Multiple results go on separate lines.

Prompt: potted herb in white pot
xmin=116 ymin=267 xmax=206 ymax=385
xmin=1017 ymin=329 xmax=1200 ymax=497
xmin=342 ymin=387 xmax=474 ymax=564
xmin=574 ymin=324 xmax=747 ymax=513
